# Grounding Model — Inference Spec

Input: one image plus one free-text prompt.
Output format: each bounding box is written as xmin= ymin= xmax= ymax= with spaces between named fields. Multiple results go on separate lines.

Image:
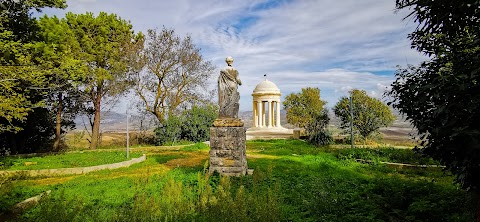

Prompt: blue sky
xmin=41 ymin=0 xmax=426 ymax=111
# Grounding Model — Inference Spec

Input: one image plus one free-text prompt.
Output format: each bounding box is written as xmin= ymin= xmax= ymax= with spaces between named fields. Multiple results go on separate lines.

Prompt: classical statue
xmin=218 ymin=56 xmax=242 ymax=118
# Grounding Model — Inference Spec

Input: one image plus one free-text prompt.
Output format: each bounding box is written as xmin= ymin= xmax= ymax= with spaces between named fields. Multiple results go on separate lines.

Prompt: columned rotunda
xmin=250 ymin=79 xmax=287 ymax=131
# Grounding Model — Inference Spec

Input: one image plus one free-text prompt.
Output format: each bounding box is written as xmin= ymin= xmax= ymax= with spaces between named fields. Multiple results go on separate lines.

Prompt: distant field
xmin=64 ymin=130 xmax=158 ymax=150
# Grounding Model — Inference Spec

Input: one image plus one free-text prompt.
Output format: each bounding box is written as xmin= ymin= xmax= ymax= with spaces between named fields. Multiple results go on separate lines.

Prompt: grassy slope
xmin=0 ymin=140 xmax=474 ymax=221
xmin=0 ymin=152 xmax=143 ymax=170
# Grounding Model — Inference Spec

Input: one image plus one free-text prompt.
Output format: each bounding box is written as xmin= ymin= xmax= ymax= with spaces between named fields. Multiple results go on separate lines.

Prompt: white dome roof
xmin=253 ymin=80 xmax=280 ymax=94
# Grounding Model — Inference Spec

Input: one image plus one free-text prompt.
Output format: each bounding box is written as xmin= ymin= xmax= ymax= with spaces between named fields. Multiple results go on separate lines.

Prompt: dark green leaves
xmin=391 ymin=0 xmax=480 ymax=191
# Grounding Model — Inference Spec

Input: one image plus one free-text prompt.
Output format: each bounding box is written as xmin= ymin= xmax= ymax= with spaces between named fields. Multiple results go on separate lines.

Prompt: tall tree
xmin=65 ymin=12 xmax=141 ymax=149
xmin=334 ymin=89 xmax=395 ymax=142
xmin=283 ymin=87 xmax=327 ymax=129
xmin=283 ymin=87 xmax=331 ymax=145
xmin=133 ymin=28 xmax=215 ymax=123
xmin=36 ymin=15 xmax=86 ymax=151
xmin=1 ymin=0 xmax=71 ymax=153
xmin=0 ymin=0 xmax=66 ymax=133
xmin=389 ymin=0 xmax=480 ymax=218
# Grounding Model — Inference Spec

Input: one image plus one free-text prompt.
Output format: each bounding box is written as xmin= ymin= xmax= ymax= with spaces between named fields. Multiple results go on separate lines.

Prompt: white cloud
xmin=42 ymin=0 xmax=427 ymax=111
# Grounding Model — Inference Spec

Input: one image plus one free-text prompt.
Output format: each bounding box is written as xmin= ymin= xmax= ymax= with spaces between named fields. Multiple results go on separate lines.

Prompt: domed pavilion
xmin=249 ymin=79 xmax=288 ymax=131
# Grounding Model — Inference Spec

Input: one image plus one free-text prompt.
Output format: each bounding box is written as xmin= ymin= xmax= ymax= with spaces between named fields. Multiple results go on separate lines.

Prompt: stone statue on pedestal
xmin=218 ymin=56 xmax=242 ymax=119
xmin=209 ymin=56 xmax=249 ymax=176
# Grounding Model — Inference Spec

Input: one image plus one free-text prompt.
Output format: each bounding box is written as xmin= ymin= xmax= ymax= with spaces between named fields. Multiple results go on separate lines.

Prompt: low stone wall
xmin=11 ymin=190 xmax=51 ymax=213
xmin=0 ymin=154 xmax=146 ymax=177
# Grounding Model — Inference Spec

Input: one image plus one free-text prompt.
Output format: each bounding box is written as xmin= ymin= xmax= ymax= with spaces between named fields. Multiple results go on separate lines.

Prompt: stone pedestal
xmin=209 ymin=119 xmax=247 ymax=176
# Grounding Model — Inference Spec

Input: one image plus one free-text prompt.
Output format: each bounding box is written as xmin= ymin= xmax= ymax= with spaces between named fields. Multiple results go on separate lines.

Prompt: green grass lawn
xmin=0 ymin=140 xmax=475 ymax=221
xmin=0 ymin=151 xmax=143 ymax=170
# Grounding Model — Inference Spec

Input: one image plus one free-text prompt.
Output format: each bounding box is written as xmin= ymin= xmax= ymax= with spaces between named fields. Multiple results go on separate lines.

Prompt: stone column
xmin=267 ymin=100 xmax=272 ymax=127
xmin=272 ymin=101 xmax=275 ymax=127
xmin=258 ymin=101 xmax=263 ymax=127
xmin=271 ymin=101 xmax=275 ymax=127
xmin=272 ymin=101 xmax=278 ymax=127
xmin=262 ymin=102 xmax=266 ymax=127
xmin=276 ymin=100 xmax=281 ymax=127
xmin=253 ymin=101 xmax=258 ymax=127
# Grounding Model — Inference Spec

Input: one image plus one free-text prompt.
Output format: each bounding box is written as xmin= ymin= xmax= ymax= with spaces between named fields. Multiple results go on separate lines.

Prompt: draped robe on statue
xmin=218 ymin=66 xmax=241 ymax=118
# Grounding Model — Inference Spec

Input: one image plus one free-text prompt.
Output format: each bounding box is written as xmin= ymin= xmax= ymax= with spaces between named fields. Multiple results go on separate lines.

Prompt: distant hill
xmin=74 ymin=109 xmax=416 ymax=141
xmin=74 ymin=111 xmax=157 ymax=132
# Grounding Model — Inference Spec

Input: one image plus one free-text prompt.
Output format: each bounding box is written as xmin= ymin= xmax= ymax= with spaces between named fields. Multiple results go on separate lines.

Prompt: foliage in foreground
xmin=22 ymin=166 xmax=281 ymax=222
xmin=0 ymin=140 xmax=472 ymax=221
xmin=0 ymin=0 xmax=78 ymax=154
xmin=0 ymin=0 xmax=67 ymax=134
xmin=390 ymin=0 xmax=480 ymax=193
xmin=328 ymin=146 xmax=439 ymax=165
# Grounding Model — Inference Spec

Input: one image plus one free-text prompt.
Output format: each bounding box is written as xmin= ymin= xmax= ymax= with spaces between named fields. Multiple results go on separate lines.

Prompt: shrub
xmin=181 ymin=105 xmax=217 ymax=142
xmin=154 ymin=105 xmax=217 ymax=145
xmin=306 ymin=110 xmax=332 ymax=146
xmin=154 ymin=116 xmax=183 ymax=145
xmin=308 ymin=129 xmax=333 ymax=146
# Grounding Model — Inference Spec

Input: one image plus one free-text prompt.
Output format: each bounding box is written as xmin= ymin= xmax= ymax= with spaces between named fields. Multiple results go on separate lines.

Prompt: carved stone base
xmin=209 ymin=126 xmax=247 ymax=176
xmin=213 ymin=118 xmax=244 ymax=127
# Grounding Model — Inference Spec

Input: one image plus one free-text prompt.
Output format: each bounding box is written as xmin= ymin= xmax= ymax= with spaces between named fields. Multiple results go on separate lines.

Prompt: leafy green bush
xmin=308 ymin=129 xmax=333 ymax=146
xmin=154 ymin=115 xmax=183 ymax=145
xmin=305 ymin=110 xmax=332 ymax=146
xmin=181 ymin=105 xmax=217 ymax=143
xmin=155 ymin=105 xmax=217 ymax=145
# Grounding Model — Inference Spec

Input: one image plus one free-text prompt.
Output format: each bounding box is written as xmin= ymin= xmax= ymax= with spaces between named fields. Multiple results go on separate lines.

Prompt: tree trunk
xmin=90 ymin=94 xmax=101 ymax=149
xmin=53 ymin=93 xmax=63 ymax=152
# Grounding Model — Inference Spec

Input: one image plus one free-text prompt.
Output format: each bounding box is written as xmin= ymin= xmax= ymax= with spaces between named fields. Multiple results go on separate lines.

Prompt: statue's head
xmin=225 ymin=56 xmax=234 ymax=65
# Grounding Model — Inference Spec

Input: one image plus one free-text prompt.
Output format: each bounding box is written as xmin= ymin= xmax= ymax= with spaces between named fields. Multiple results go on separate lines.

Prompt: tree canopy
xmin=283 ymin=87 xmax=331 ymax=145
xmin=65 ymin=12 xmax=142 ymax=149
xmin=334 ymin=89 xmax=395 ymax=142
xmin=1 ymin=2 xmax=215 ymax=153
xmin=36 ymin=15 xmax=86 ymax=151
xmin=133 ymin=28 xmax=215 ymax=123
xmin=0 ymin=0 xmax=78 ymax=153
xmin=0 ymin=0 xmax=67 ymax=133
xmin=389 ymin=0 xmax=480 ymax=193
xmin=283 ymin=87 xmax=327 ymax=129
